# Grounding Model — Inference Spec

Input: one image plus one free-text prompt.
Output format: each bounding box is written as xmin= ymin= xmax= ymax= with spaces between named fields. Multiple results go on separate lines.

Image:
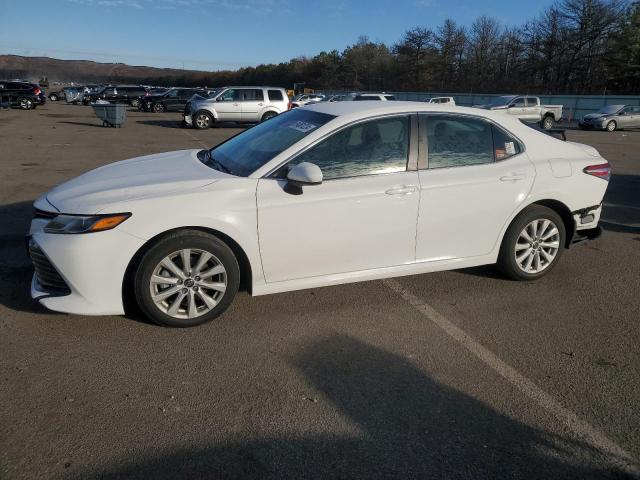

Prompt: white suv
xmin=184 ymin=86 xmax=289 ymax=129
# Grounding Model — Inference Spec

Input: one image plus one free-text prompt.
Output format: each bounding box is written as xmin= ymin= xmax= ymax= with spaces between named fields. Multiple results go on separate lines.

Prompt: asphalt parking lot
xmin=1 ymin=102 xmax=639 ymax=479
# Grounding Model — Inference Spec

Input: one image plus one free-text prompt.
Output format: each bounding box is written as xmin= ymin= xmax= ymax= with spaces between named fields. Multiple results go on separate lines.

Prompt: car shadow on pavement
xmin=58 ymin=120 xmax=109 ymax=128
xmin=601 ymin=173 xmax=640 ymax=234
xmin=72 ymin=335 xmax=633 ymax=480
xmin=0 ymin=201 xmax=54 ymax=314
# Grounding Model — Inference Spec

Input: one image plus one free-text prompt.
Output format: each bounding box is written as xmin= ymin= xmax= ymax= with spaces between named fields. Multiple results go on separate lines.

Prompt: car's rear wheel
xmin=152 ymin=102 xmax=165 ymax=113
xmin=541 ymin=115 xmax=554 ymax=130
xmin=497 ymin=205 xmax=566 ymax=281
xmin=18 ymin=97 xmax=34 ymax=110
xmin=261 ymin=111 xmax=277 ymax=122
xmin=130 ymin=98 xmax=140 ymax=108
xmin=49 ymin=93 xmax=58 ymax=101
xmin=194 ymin=111 xmax=213 ymax=129
xmin=606 ymin=120 xmax=617 ymax=132
xmin=134 ymin=230 xmax=240 ymax=327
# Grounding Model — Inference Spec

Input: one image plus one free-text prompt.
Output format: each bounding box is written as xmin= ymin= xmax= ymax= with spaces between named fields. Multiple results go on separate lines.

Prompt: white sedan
xmin=29 ymin=102 xmax=610 ymax=327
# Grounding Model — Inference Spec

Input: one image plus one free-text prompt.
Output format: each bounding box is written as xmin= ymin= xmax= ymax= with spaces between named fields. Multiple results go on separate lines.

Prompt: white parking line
xmin=383 ymin=278 xmax=640 ymax=477
xmin=163 ymin=112 xmax=209 ymax=149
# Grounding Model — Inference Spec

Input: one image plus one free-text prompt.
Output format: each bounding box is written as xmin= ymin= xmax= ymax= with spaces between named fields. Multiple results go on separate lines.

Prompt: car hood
xmin=43 ymin=149 xmax=222 ymax=214
xmin=583 ymin=113 xmax=610 ymax=120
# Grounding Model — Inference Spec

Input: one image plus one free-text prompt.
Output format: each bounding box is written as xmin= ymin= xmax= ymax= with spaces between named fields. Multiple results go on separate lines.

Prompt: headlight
xmin=44 ymin=213 xmax=131 ymax=234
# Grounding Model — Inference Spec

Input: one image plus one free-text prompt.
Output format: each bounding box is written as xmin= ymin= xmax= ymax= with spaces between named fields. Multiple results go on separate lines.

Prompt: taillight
xmin=583 ymin=163 xmax=611 ymax=181
xmin=34 ymin=87 xmax=41 ymax=95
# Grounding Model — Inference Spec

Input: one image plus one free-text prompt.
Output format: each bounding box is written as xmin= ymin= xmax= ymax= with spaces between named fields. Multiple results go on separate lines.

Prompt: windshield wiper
xmin=208 ymin=153 xmax=232 ymax=174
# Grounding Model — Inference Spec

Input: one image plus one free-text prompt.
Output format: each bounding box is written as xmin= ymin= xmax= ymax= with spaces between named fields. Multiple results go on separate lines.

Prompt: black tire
xmin=18 ymin=97 xmax=34 ymax=110
xmin=193 ymin=110 xmax=213 ymax=129
xmin=49 ymin=93 xmax=58 ymax=101
xmin=497 ymin=205 xmax=566 ymax=281
xmin=261 ymin=111 xmax=277 ymax=122
xmin=134 ymin=230 xmax=240 ymax=327
xmin=152 ymin=102 xmax=165 ymax=113
xmin=541 ymin=115 xmax=554 ymax=130
xmin=130 ymin=98 xmax=140 ymax=108
xmin=606 ymin=120 xmax=616 ymax=132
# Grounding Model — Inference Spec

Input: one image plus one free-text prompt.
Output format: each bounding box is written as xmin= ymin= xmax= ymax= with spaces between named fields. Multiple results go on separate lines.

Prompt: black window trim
xmin=418 ymin=112 xmax=525 ymax=171
xmin=264 ymin=112 xmax=419 ymax=181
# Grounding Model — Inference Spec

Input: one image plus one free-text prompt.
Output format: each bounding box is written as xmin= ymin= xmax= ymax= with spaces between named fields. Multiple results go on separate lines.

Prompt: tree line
xmin=211 ymin=0 xmax=640 ymax=95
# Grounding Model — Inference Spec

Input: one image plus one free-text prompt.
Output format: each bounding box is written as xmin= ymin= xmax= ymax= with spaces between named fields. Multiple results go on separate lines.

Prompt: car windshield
xmin=207 ymin=109 xmax=336 ymax=177
xmin=488 ymin=96 xmax=517 ymax=107
xmin=599 ymin=105 xmax=623 ymax=115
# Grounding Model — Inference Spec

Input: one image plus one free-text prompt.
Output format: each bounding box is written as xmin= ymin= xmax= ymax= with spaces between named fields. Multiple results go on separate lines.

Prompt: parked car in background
xmin=28 ymin=102 xmax=609 ymax=327
xmin=48 ymin=89 xmax=63 ymax=101
xmin=579 ymin=105 xmax=640 ymax=131
xmin=290 ymin=93 xmax=325 ymax=108
xmin=476 ymin=95 xmax=562 ymax=130
xmin=351 ymin=93 xmax=396 ymax=101
xmin=0 ymin=81 xmax=43 ymax=109
xmin=185 ymin=86 xmax=290 ymax=129
xmin=427 ymin=96 xmax=456 ymax=105
xmin=143 ymin=87 xmax=211 ymax=113
xmin=83 ymin=85 xmax=148 ymax=107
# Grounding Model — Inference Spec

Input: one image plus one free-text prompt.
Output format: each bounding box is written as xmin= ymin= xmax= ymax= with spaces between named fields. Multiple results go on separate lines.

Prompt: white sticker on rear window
xmin=505 ymin=142 xmax=516 ymax=155
xmin=289 ymin=121 xmax=318 ymax=133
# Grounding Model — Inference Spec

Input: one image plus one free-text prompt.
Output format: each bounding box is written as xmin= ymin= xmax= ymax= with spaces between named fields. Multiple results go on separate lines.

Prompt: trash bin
xmin=92 ymin=102 xmax=127 ymax=127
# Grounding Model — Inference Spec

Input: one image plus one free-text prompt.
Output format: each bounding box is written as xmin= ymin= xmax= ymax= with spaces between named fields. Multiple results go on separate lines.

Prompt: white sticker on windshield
xmin=289 ymin=121 xmax=318 ymax=133
xmin=505 ymin=142 xmax=516 ymax=155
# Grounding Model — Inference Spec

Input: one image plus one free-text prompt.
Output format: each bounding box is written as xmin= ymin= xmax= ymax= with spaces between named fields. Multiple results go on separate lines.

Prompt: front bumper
xmin=183 ymin=114 xmax=193 ymax=127
xmin=28 ymin=218 xmax=145 ymax=316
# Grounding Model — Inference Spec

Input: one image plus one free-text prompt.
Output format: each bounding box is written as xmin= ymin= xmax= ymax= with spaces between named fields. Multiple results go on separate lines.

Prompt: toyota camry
xmin=28 ymin=102 xmax=610 ymax=327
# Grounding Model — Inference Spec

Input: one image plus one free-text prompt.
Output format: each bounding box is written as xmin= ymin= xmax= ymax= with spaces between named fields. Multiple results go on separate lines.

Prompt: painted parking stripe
xmin=383 ymin=278 xmax=640 ymax=477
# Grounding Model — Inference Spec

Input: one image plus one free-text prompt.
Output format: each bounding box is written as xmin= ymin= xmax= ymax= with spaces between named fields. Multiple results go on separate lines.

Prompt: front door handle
xmin=385 ymin=185 xmax=418 ymax=195
xmin=258 ymin=102 xmax=264 ymax=106
xmin=500 ymin=173 xmax=526 ymax=182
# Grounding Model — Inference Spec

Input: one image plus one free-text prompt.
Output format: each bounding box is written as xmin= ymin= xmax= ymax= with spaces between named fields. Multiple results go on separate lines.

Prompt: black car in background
xmin=144 ymin=87 xmax=213 ymax=113
xmin=0 ymin=81 xmax=44 ymax=110
xmin=84 ymin=85 xmax=149 ymax=107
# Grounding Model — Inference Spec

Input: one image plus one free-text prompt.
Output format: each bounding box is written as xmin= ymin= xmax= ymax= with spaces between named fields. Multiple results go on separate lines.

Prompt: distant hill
xmin=0 ymin=55 xmax=223 ymax=86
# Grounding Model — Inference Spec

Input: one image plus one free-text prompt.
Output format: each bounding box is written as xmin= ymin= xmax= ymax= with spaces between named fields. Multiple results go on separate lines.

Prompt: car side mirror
xmin=284 ymin=162 xmax=323 ymax=195
xmin=618 ymin=111 xmax=626 ymax=116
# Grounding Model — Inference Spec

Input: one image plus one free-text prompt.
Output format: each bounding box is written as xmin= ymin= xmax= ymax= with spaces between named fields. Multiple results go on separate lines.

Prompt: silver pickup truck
xmin=476 ymin=95 xmax=563 ymax=130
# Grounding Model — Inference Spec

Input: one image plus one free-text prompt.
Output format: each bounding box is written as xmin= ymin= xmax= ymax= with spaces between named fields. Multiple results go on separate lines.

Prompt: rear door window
xmin=491 ymin=125 xmax=521 ymax=160
xmin=241 ymin=89 xmax=264 ymax=101
xmin=424 ymin=115 xmax=494 ymax=168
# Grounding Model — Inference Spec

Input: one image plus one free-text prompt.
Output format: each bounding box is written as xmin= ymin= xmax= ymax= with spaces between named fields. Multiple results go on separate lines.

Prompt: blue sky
xmin=0 ymin=0 xmax=552 ymax=71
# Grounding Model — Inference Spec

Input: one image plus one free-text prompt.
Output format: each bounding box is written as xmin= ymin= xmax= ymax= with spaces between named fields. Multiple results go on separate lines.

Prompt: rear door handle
xmin=385 ymin=185 xmax=418 ymax=195
xmin=500 ymin=173 xmax=526 ymax=182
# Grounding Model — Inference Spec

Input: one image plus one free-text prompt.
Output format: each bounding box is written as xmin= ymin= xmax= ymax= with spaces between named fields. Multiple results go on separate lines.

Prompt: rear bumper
xmin=570 ymin=204 xmax=603 ymax=247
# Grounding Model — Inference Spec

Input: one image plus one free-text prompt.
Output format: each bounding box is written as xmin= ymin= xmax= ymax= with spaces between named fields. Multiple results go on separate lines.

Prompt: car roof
xmin=305 ymin=100 xmax=501 ymax=119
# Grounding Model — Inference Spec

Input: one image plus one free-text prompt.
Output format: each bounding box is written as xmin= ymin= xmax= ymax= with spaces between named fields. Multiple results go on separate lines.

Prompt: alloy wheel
xmin=514 ymin=219 xmax=560 ymax=274
xmin=149 ymin=248 xmax=227 ymax=319
xmin=195 ymin=113 xmax=210 ymax=128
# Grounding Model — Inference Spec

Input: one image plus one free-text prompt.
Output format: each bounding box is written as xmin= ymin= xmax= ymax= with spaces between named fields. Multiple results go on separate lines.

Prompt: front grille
xmin=29 ymin=241 xmax=71 ymax=295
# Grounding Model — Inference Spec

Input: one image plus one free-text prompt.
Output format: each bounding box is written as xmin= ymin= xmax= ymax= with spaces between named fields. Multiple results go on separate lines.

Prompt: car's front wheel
xmin=152 ymin=102 xmax=165 ymax=113
xmin=130 ymin=98 xmax=140 ymax=108
xmin=497 ymin=205 xmax=566 ymax=281
xmin=134 ymin=230 xmax=240 ymax=327
xmin=194 ymin=111 xmax=213 ymax=129
xmin=606 ymin=120 xmax=617 ymax=132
